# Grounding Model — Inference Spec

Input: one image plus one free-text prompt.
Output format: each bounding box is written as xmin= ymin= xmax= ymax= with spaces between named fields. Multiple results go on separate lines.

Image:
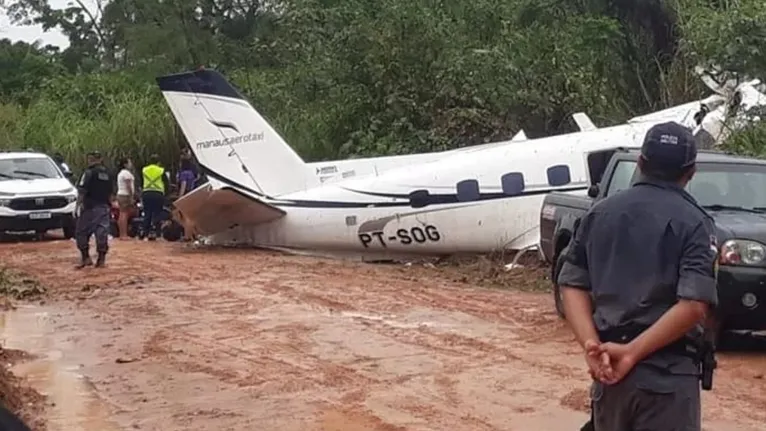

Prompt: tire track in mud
xmin=104 ymin=264 xmax=582 ymax=430
xmin=125 ymin=269 xmax=592 ymax=431
xmin=122 ymin=253 xmax=766 ymax=429
xmin=83 ymin=256 xmax=694 ymax=428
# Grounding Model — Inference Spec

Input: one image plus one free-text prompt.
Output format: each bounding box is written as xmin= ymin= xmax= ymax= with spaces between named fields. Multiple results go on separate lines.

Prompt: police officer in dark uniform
xmin=558 ymin=122 xmax=718 ymax=431
xmin=75 ymin=151 xmax=114 ymax=268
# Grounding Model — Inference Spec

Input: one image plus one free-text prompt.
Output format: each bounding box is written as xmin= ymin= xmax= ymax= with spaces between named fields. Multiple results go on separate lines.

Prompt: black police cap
xmin=640 ymin=122 xmax=697 ymax=171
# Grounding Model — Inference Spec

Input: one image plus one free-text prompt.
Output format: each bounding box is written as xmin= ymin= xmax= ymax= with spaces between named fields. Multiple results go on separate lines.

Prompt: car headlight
xmin=0 ymin=191 xmax=13 ymax=207
xmin=720 ymin=239 xmax=766 ymax=266
xmin=57 ymin=187 xmax=78 ymax=203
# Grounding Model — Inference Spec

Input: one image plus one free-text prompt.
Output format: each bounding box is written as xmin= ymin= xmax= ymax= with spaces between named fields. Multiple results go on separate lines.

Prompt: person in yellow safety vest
xmin=140 ymin=154 xmax=170 ymax=241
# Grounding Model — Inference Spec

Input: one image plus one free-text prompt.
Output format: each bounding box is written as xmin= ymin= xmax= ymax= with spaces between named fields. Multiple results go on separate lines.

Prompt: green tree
xmin=0 ymin=39 xmax=63 ymax=105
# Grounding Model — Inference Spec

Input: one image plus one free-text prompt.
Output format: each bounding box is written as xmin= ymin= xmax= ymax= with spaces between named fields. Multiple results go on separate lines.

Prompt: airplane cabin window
xmin=409 ymin=189 xmax=431 ymax=208
xmin=501 ymin=172 xmax=525 ymax=196
xmin=456 ymin=179 xmax=480 ymax=202
xmin=605 ymin=161 xmax=638 ymax=196
xmin=547 ymin=165 xmax=572 ymax=187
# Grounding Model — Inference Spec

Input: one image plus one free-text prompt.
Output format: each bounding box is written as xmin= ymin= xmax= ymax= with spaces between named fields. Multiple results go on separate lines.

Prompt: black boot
xmin=95 ymin=252 xmax=106 ymax=268
xmin=76 ymin=251 xmax=93 ymax=269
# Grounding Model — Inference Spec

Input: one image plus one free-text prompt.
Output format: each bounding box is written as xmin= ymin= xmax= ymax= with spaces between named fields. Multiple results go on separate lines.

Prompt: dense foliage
xmin=0 ymin=0 xmax=764 ymax=174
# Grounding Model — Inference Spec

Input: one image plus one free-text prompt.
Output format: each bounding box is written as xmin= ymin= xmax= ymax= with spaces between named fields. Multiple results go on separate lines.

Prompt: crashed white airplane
xmin=156 ymin=68 xmax=765 ymax=258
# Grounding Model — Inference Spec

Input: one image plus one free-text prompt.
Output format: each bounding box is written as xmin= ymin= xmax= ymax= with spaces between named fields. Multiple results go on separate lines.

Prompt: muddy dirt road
xmin=0 ymin=238 xmax=765 ymax=431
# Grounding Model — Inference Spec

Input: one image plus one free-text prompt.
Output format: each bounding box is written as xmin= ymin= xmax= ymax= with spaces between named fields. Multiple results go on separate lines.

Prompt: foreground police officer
xmin=140 ymin=154 xmax=169 ymax=241
xmin=558 ymin=122 xmax=718 ymax=430
xmin=75 ymin=151 xmax=113 ymax=268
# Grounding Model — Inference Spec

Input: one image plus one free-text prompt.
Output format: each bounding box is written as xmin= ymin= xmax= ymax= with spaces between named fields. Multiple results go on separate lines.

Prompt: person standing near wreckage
xmin=140 ymin=154 xmax=170 ymax=241
xmin=116 ymin=157 xmax=137 ymax=239
xmin=557 ymin=122 xmax=718 ymax=431
xmin=75 ymin=151 xmax=113 ymax=268
xmin=177 ymin=158 xmax=197 ymax=197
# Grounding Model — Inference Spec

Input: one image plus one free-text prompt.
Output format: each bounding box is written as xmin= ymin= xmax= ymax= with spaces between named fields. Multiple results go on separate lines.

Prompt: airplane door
xmin=585 ymin=148 xmax=618 ymax=186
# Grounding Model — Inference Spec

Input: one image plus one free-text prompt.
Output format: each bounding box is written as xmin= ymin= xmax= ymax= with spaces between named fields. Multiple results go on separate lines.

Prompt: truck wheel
xmin=553 ymin=256 xmax=566 ymax=319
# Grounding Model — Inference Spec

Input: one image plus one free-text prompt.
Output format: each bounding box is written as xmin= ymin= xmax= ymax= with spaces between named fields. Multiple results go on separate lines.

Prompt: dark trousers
xmin=592 ymin=370 xmax=700 ymax=431
xmin=141 ymin=191 xmax=165 ymax=237
xmin=76 ymin=204 xmax=110 ymax=254
xmin=0 ymin=403 xmax=31 ymax=431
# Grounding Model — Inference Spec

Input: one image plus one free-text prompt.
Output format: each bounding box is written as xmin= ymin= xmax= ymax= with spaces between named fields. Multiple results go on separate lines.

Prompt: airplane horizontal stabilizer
xmin=572 ymin=113 xmax=597 ymax=131
xmin=511 ymin=129 xmax=528 ymax=141
xmin=173 ymin=180 xmax=285 ymax=236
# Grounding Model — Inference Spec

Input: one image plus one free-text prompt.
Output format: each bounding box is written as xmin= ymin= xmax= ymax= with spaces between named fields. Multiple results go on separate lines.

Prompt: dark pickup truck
xmin=539 ymin=146 xmax=766 ymax=333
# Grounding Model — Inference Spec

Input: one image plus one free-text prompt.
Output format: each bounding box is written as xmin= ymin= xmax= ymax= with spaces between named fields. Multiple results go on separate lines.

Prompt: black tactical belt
xmin=598 ymin=324 xmax=700 ymax=360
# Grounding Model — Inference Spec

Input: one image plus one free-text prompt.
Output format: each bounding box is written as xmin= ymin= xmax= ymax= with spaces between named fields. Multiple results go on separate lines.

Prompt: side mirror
xmin=587 ymin=184 xmax=600 ymax=198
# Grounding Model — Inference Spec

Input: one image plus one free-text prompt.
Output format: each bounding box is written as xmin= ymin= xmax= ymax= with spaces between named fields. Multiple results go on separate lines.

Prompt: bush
xmin=0 ymin=72 xmax=181 ymax=175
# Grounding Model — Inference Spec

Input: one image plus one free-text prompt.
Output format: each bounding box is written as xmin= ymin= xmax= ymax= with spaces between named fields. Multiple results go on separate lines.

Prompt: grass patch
xmin=404 ymin=250 xmax=552 ymax=292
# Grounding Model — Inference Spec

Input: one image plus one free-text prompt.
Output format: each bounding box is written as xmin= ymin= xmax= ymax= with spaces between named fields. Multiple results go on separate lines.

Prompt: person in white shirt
xmin=115 ymin=157 xmax=136 ymax=239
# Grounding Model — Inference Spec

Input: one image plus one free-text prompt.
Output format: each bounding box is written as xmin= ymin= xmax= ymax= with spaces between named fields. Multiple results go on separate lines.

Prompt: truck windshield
xmin=0 ymin=158 xmax=62 ymax=181
xmin=688 ymin=163 xmax=766 ymax=210
xmin=607 ymin=160 xmax=766 ymax=210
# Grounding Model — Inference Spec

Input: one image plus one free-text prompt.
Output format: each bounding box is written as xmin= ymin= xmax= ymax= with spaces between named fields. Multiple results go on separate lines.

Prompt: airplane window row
xmin=408 ymin=164 xmax=572 ymax=208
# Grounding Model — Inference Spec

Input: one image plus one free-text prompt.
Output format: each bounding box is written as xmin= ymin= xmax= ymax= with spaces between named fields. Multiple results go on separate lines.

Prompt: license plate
xmin=29 ymin=212 xmax=51 ymax=220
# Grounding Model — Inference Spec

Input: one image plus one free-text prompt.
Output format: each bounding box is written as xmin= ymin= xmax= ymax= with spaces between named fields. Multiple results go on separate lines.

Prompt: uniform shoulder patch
xmin=709 ymin=234 xmax=719 ymax=256
xmin=709 ymin=234 xmax=719 ymax=277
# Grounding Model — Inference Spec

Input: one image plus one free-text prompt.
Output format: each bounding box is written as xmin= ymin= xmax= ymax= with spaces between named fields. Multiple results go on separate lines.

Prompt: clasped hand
xmin=584 ymin=339 xmax=638 ymax=385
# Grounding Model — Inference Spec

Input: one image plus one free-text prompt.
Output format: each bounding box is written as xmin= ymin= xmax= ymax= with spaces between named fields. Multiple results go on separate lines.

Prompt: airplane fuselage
xmin=205 ymin=120 xmax=659 ymax=256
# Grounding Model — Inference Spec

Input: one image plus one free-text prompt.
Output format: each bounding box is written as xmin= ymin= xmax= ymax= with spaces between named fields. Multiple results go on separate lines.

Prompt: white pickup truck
xmin=0 ymin=151 xmax=78 ymax=238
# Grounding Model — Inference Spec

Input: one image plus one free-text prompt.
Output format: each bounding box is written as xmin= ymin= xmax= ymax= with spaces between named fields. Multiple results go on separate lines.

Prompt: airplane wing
xmin=627 ymin=101 xmax=702 ymax=127
xmin=173 ymin=178 xmax=285 ymax=236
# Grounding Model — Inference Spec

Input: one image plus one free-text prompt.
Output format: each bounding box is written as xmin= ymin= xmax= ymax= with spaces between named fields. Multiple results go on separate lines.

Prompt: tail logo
xmin=196 ymin=118 xmax=265 ymax=150
xmin=208 ymin=118 xmax=240 ymax=133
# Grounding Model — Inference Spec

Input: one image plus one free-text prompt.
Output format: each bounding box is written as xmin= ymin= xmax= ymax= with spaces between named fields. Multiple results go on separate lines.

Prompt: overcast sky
xmin=0 ymin=0 xmax=100 ymax=48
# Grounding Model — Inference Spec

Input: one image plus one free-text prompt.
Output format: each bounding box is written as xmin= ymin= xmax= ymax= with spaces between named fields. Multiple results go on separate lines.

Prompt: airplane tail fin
xmin=156 ymin=69 xmax=317 ymax=198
